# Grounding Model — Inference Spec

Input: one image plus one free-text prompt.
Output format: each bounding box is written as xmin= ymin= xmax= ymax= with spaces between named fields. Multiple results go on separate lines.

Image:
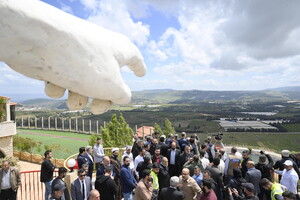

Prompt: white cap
xmin=283 ymin=160 xmax=293 ymax=166
xmin=112 ymin=147 xmax=119 ymax=153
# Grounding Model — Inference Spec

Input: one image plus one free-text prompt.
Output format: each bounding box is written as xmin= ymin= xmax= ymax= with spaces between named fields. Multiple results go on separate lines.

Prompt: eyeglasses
xmin=80 ymin=175 xmax=86 ymax=177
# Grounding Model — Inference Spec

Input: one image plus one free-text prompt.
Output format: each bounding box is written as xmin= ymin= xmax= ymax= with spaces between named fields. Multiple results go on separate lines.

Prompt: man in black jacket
xmin=51 ymin=167 xmax=71 ymax=200
xmin=206 ymin=158 xmax=224 ymax=200
xmin=77 ymin=147 xmax=88 ymax=170
xmin=95 ymin=166 xmax=117 ymax=200
xmin=255 ymin=151 xmax=273 ymax=200
xmin=167 ymin=141 xmax=181 ymax=177
xmin=41 ymin=150 xmax=56 ymax=200
xmin=158 ymin=157 xmax=170 ymax=190
xmin=159 ymin=176 xmax=184 ymax=200
xmin=159 ymin=136 xmax=168 ymax=157
xmin=241 ymin=150 xmax=252 ymax=178
xmin=51 ymin=167 xmax=70 ymax=200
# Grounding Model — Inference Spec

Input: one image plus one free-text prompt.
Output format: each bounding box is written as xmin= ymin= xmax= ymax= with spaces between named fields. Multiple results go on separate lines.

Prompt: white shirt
xmin=1 ymin=168 xmax=11 ymax=189
xmin=218 ymin=159 xmax=225 ymax=175
xmin=134 ymin=155 xmax=144 ymax=176
xmin=80 ymin=179 xmax=87 ymax=200
xmin=170 ymin=150 xmax=176 ymax=165
xmin=200 ymin=157 xmax=210 ymax=169
xmin=275 ymin=168 xmax=299 ymax=194
xmin=93 ymin=144 xmax=104 ymax=163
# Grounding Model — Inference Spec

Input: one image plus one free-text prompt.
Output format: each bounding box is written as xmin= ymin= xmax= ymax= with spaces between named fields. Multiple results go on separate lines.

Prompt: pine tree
xmin=163 ymin=118 xmax=176 ymax=136
xmin=99 ymin=113 xmax=133 ymax=148
xmin=154 ymin=123 xmax=163 ymax=135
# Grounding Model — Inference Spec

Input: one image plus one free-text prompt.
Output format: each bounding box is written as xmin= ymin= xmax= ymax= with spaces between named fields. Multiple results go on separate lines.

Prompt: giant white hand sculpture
xmin=0 ymin=0 xmax=146 ymax=114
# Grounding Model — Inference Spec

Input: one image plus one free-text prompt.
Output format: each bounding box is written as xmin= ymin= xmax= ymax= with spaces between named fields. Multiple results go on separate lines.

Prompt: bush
xmin=13 ymin=135 xmax=42 ymax=153
xmin=0 ymin=156 xmax=19 ymax=168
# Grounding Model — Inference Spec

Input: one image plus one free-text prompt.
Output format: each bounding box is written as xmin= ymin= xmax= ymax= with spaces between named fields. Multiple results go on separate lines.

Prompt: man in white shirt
xmin=134 ymin=148 xmax=146 ymax=179
xmin=200 ymin=150 xmax=210 ymax=169
xmin=93 ymin=138 xmax=104 ymax=170
xmin=274 ymin=160 xmax=299 ymax=194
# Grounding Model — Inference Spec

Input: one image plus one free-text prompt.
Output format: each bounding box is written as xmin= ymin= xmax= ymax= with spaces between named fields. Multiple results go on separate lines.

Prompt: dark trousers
xmin=0 ymin=188 xmax=17 ymax=200
xmin=169 ymin=164 xmax=179 ymax=177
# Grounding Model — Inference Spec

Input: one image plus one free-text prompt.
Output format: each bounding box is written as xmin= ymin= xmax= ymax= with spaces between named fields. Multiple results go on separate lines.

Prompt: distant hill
xmin=16 ymin=86 xmax=300 ymax=109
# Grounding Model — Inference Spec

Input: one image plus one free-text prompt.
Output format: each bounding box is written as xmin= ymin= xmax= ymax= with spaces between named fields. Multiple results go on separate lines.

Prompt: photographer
xmin=211 ymin=133 xmax=225 ymax=160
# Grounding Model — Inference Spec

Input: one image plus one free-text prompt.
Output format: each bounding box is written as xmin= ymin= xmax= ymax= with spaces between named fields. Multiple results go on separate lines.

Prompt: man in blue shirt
xmin=192 ymin=166 xmax=203 ymax=186
xmin=120 ymin=156 xmax=137 ymax=200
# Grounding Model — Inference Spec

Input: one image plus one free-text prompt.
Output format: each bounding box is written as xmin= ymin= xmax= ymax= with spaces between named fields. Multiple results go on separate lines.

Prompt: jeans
xmin=44 ymin=180 xmax=52 ymax=200
xmin=123 ymin=192 xmax=133 ymax=200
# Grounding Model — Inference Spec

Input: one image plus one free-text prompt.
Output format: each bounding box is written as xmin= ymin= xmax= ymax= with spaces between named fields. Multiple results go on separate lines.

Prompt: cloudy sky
xmin=1 ymin=0 xmax=300 ymax=99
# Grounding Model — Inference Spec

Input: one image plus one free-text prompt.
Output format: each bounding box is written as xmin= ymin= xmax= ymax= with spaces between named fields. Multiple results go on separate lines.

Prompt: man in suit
xmin=71 ymin=168 xmax=92 ymax=200
xmin=158 ymin=157 xmax=170 ymax=190
xmin=159 ymin=176 xmax=184 ymax=200
xmin=77 ymin=147 xmax=88 ymax=170
xmin=167 ymin=141 xmax=181 ymax=177
xmin=245 ymin=161 xmax=262 ymax=196
xmin=84 ymin=146 xmax=94 ymax=178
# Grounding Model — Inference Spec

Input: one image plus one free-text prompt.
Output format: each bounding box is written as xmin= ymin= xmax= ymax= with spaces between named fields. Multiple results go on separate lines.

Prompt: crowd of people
xmin=2 ymin=131 xmax=298 ymax=200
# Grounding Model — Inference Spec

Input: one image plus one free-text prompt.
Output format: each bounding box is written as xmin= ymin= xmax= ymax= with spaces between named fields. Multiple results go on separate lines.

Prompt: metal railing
xmin=18 ymin=170 xmax=58 ymax=200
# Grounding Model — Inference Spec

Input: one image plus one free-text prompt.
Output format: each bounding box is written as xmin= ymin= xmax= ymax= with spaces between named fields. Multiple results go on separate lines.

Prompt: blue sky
xmin=1 ymin=0 xmax=300 ymax=100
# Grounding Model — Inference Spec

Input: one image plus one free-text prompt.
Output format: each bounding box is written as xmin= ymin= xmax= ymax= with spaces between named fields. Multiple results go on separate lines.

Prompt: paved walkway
xmin=18 ymin=160 xmax=42 ymax=172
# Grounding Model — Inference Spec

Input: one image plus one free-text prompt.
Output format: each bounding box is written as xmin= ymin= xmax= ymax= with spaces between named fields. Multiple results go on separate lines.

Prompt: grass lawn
xmin=192 ymin=132 xmax=300 ymax=153
xmin=16 ymin=129 xmax=92 ymax=159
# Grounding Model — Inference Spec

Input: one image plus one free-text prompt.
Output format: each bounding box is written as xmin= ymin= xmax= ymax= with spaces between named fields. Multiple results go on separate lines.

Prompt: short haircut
xmin=143 ymin=155 xmax=151 ymax=163
xmin=44 ymin=150 xmax=52 ymax=157
xmin=79 ymin=147 xmax=86 ymax=154
xmin=213 ymin=157 xmax=220 ymax=166
xmin=201 ymin=144 xmax=207 ymax=149
xmin=141 ymin=169 xmax=151 ymax=179
xmin=144 ymin=144 xmax=149 ymax=149
xmin=123 ymin=156 xmax=129 ymax=162
xmin=202 ymin=179 xmax=212 ymax=189
xmin=194 ymin=166 xmax=200 ymax=171
xmin=242 ymin=150 xmax=250 ymax=154
xmin=77 ymin=168 xmax=85 ymax=175
xmin=58 ymin=167 xmax=68 ymax=175
xmin=85 ymin=146 xmax=92 ymax=151
xmin=97 ymin=137 xmax=101 ymax=141
xmin=155 ymin=146 xmax=161 ymax=151
xmin=160 ymin=137 xmax=165 ymax=142
xmin=154 ymin=131 xmax=160 ymax=135
xmin=152 ymin=162 xmax=160 ymax=169
xmin=203 ymin=170 xmax=211 ymax=177
xmin=170 ymin=176 xmax=179 ymax=187
xmin=231 ymin=147 xmax=237 ymax=153
xmin=139 ymin=148 xmax=145 ymax=153
xmin=193 ymin=155 xmax=199 ymax=162
xmin=105 ymin=166 xmax=113 ymax=173
xmin=199 ymin=150 xmax=205 ymax=157
xmin=189 ymin=138 xmax=195 ymax=144
xmin=260 ymin=178 xmax=271 ymax=187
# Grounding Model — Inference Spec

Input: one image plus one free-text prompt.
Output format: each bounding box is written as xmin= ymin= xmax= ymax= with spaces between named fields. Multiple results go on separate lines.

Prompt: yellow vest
xmin=271 ymin=183 xmax=284 ymax=200
xmin=151 ymin=170 xmax=159 ymax=190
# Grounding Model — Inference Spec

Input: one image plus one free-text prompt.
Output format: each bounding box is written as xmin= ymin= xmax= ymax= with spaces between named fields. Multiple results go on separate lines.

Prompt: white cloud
xmin=85 ymin=0 xmax=150 ymax=46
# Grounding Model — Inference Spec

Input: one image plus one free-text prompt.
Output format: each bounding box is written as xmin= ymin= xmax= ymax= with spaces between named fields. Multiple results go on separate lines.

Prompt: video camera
xmin=212 ymin=132 xmax=223 ymax=141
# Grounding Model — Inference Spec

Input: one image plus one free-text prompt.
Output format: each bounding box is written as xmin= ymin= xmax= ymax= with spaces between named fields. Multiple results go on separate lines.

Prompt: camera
xmin=212 ymin=133 xmax=223 ymax=141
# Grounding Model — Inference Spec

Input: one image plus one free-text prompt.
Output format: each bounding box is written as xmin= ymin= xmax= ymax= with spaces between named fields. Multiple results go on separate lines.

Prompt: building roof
xmin=137 ymin=126 xmax=155 ymax=138
xmin=0 ymin=96 xmax=10 ymax=100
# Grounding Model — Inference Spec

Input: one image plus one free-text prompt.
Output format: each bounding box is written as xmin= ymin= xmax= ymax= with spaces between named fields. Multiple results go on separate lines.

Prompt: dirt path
xmin=18 ymin=130 xmax=89 ymax=141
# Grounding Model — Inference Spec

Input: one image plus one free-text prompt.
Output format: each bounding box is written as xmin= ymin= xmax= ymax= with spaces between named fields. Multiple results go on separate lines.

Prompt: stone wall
xmin=0 ymin=121 xmax=16 ymax=157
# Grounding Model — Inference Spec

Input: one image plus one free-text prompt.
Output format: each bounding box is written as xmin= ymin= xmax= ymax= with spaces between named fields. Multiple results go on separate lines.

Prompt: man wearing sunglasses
xmin=71 ymin=168 xmax=92 ymax=200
